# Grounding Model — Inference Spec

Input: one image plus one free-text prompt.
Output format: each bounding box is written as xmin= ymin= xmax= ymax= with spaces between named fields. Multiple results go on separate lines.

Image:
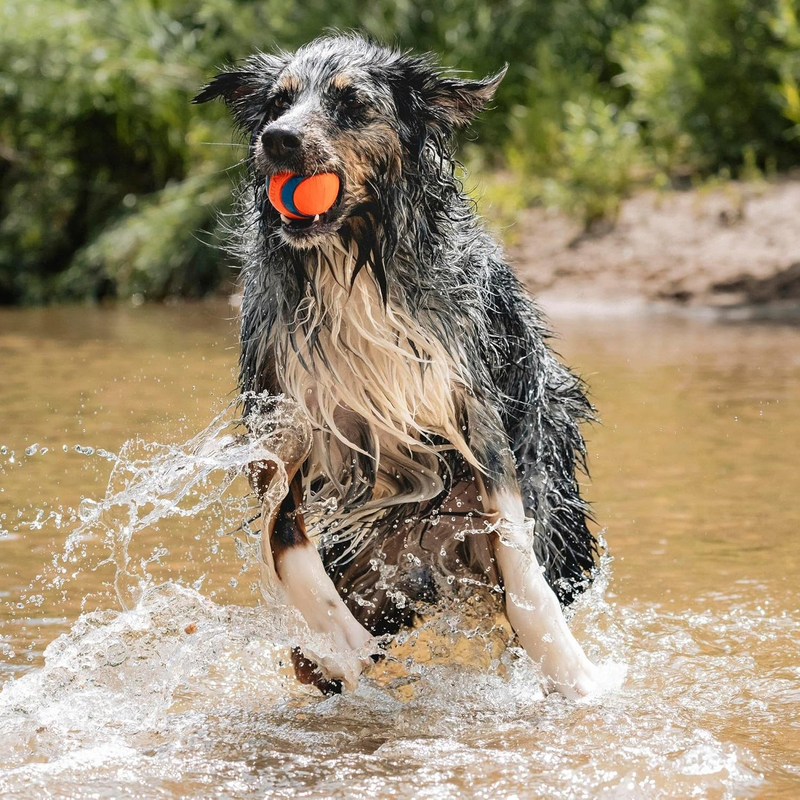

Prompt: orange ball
xmin=267 ymin=172 xmax=340 ymax=219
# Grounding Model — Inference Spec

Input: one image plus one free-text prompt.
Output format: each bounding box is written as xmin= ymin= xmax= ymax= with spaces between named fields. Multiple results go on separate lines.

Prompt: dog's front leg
xmin=466 ymin=403 xmax=597 ymax=698
xmin=250 ymin=460 xmax=373 ymax=692
xmin=485 ymin=486 xmax=598 ymax=699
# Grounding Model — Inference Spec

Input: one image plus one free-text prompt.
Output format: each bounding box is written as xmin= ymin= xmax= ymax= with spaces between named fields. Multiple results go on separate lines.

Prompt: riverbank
xmin=503 ymin=175 xmax=800 ymax=319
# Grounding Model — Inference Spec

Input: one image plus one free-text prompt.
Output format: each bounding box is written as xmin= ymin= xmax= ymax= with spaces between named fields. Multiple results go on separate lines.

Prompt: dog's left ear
xmin=424 ymin=65 xmax=508 ymax=129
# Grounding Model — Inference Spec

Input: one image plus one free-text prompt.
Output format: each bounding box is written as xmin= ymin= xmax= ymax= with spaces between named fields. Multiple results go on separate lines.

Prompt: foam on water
xmin=0 ymin=578 xmax=779 ymax=798
xmin=0 ymin=397 xmax=795 ymax=798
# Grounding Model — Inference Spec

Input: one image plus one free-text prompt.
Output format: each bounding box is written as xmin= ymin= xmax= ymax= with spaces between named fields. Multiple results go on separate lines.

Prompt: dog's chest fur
xmin=271 ymin=243 xmax=476 ymax=500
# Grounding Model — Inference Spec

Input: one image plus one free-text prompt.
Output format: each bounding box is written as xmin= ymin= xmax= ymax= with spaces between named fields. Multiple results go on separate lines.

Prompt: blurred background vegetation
xmin=1 ymin=0 xmax=799 ymax=304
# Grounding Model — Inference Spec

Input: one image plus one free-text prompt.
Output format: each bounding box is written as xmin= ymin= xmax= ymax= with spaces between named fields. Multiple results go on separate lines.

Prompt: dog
xmin=194 ymin=33 xmax=600 ymax=699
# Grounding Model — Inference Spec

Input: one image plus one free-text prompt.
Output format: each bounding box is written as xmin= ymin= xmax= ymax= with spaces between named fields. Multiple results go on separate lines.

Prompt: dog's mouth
xmin=275 ymin=176 xmax=345 ymax=242
xmin=279 ymin=208 xmax=337 ymax=236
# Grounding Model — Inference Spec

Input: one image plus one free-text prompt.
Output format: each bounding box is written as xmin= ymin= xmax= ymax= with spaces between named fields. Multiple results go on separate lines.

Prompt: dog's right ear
xmin=192 ymin=71 xmax=258 ymax=106
xmin=193 ymin=54 xmax=287 ymax=129
xmin=192 ymin=69 xmax=264 ymax=131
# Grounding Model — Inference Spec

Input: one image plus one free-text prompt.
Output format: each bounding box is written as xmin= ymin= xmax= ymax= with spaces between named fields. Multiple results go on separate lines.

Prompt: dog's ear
xmin=193 ymin=53 xmax=287 ymax=129
xmin=424 ymin=65 xmax=508 ymax=129
xmin=391 ymin=57 xmax=507 ymax=148
xmin=192 ymin=71 xmax=259 ymax=106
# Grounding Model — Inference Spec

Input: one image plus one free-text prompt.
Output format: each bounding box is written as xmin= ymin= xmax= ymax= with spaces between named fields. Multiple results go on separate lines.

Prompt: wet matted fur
xmin=195 ymin=34 xmax=598 ymax=663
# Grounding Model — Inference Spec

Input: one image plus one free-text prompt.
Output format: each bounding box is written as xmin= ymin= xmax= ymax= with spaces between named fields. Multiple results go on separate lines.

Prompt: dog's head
xmin=194 ymin=34 xmax=505 ymax=250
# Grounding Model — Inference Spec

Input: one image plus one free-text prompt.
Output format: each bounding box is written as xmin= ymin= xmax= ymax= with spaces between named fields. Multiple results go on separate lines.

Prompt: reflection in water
xmin=1 ymin=303 xmax=799 ymax=797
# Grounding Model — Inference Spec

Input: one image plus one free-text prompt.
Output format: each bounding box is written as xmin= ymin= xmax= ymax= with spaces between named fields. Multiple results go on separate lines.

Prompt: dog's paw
xmin=298 ymin=609 xmax=377 ymax=692
xmin=304 ymin=635 xmax=377 ymax=692
xmin=549 ymin=658 xmax=627 ymax=702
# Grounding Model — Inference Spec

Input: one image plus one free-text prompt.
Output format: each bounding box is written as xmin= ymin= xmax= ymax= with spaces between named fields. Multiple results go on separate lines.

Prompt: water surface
xmin=0 ymin=301 xmax=798 ymax=798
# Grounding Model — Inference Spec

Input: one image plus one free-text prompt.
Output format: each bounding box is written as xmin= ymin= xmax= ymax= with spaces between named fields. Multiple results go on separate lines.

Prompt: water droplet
xmin=78 ymin=499 xmax=99 ymax=523
xmin=25 ymin=443 xmax=39 ymax=456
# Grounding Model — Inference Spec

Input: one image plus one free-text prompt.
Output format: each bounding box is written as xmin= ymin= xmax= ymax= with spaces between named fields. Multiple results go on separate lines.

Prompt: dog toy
xmin=267 ymin=172 xmax=340 ymax=219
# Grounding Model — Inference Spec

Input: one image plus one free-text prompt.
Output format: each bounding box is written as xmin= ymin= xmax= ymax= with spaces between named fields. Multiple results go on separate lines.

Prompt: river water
xmin=0 ymin=301 xmax=798 ymax=798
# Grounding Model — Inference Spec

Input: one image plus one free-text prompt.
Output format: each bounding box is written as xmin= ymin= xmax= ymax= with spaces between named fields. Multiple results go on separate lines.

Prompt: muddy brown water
xmin=0 ymin=301 xmax=798 ymax=798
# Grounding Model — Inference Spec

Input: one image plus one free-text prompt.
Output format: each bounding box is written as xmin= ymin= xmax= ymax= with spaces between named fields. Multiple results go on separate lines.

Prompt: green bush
xmin=0 ymin=0 xmax=798 ymax=303
xmin=508 ymin=97 xmax=644 ymax=227
xmin=612 ymin=0 xmax=800 ymax=174
xmin=769 ymin=0 xmax=800 ymax=143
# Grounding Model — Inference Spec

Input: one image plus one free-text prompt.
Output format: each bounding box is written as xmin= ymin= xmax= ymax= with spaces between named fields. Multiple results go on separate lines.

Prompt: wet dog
xmin=194 ymin=33 xmax=600 ymax=698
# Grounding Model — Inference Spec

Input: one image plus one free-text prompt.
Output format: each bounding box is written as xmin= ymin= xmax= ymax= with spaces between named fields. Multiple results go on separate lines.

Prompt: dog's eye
xmin=339 ymin=95 xmax=364 ymax=113
xmin=268 ymin=95 xmax=291 ymax=120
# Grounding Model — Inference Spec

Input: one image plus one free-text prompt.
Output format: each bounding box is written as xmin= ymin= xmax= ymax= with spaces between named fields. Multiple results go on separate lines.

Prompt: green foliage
xmin=0 ymin=0 xmax=230 ymax=302
xmin=769 ymin=0 xmax=800 ymax=141
xmin=54 ymin=175 xmax=234 ymax=301
xmin=0 ymin=0 xmax=798 ymax=303
xmin=506 ymin=94 xmax=644 ymax=227
xmin=612 ymin=0 xmax=800 ymax=173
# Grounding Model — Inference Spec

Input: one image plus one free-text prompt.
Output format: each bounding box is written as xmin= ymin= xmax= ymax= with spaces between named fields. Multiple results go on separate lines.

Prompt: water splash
xmin=0 ymin=398 xmax=790 ymax=797
xmin=0 ymin=575 xmax=775 ymax=797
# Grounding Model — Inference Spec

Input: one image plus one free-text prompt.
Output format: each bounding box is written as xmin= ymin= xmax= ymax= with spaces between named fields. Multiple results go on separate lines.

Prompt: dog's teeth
xmin=313 ymin=214 xmax=320 ymax=222
xmin=280 ymin=214 xmax=291 ymax=224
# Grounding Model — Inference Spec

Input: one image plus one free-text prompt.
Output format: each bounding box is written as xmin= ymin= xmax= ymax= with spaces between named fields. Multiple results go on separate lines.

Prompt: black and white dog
xmin=195 ymin=34 xmax=600 ymax=698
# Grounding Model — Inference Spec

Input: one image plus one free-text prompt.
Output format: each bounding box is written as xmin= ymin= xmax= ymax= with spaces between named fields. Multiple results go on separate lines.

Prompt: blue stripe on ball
xmin=281 ymin=175 xmax=310 ymax=218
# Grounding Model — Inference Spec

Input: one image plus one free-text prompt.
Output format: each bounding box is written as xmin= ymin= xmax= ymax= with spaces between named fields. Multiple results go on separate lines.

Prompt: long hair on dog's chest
xmin=269 ymin=237 xmax=481 ymax=542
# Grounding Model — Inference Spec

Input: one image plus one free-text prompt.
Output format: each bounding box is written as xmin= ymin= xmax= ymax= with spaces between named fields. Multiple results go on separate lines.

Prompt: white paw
xmin=550 ymin=659 xmax=627 ymax=702
xmin=304 ymin=631 xmax=376 ymax=691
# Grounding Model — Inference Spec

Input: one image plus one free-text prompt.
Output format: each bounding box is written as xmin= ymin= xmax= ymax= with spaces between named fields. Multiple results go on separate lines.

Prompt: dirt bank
xmin=508 ymin=177 xmax=800 ymax=317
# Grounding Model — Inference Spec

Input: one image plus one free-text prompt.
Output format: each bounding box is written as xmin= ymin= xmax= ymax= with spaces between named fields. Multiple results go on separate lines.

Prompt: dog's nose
xmin=261 ymin=128 xmax=303 ymax=157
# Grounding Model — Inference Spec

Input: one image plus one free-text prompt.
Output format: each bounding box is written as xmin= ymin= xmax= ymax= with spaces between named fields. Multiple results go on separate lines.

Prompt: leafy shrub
xmin=0 ymin=0 xmax=798 ymax=303
xmin=612 ymin=0 xmax=800 ymax=173
xmin=513 ymin=97 xmax=644 ymax=227
xmin=769 ymin=0 xmax=800 ymax=142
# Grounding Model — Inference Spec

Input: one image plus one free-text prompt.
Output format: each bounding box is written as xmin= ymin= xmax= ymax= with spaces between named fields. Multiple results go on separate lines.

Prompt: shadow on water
xmin=1 ymin=302 xmax=799 ymax=798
